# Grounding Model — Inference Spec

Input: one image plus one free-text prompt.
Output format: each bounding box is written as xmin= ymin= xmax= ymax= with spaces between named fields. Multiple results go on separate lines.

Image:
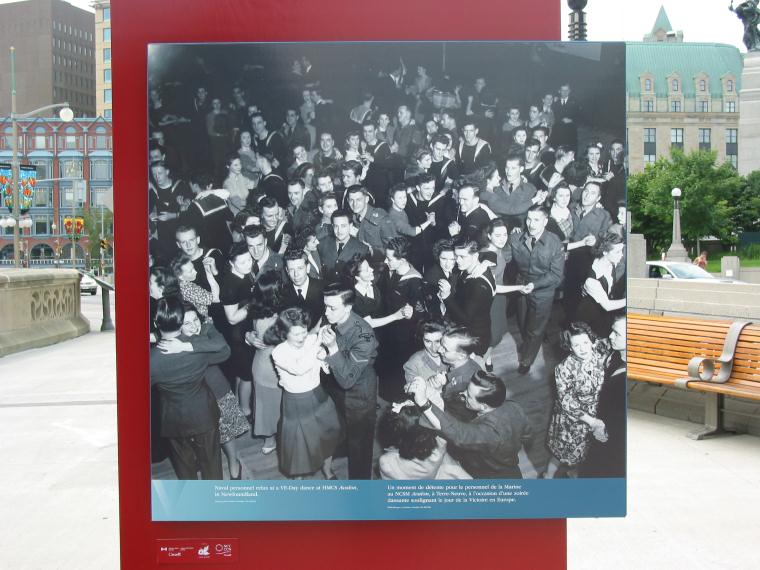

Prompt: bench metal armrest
xmin=675 ymin=321 xmax=752 ymax=390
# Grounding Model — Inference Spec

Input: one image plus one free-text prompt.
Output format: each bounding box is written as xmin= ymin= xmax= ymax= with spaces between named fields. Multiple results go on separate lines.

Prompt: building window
xmin=103 ymin=28 xmax=111 ymax=42
xmin=32 ymin=160 xmax=52 ymax=180
xmin=60 ymin=159 xmax=83 ymax=179
xmin=90 ymin=160 xmax=112 ymax=180
xmin=671 ymin=128 xmax=684 ymax=150
xmin=104 ymin=89 xmax=112 ymax=103
xmin=60 ymin=185 xmax=86 ymax=208
xmin=104 ymin=109 xmax=112 ymax=119
xmin=697 ymin=100 xmax=709 ymax=113
xmin=90 ymin=188 xmax=111 ymax=208
xmin=33 ymin=187 xmax=53 ymax=208
xmin=699 ymin=79 xmax=706 ymax=92
xmin=33 ymin=215 xmax=51 ymax=236
xmin=727 ymin=79 xmax=734 ymax=92
xmin=645 ymin=78 xmax=652 ymax=91
xmin=698 ymin=128 xmax=711 ymax=151
xmin=104 ymin=69 xmax=111 ymax=83
xmin=672 ymin=79 xmax=679 ymax=92
xmin=104 ymin=7 xmax=110 ymax=21
xmin=104 ymin=48 xmax=111 ymax=62
xmin=642 ymin=99 xmax=654 ymax=112
xmin=644 ymin=128 xmax=656 ymax=163
xmin=34 ymin=135 xmax=47 ymax=150
xmin=670 ymin=100 xmax=681 ymax=112
xmin=726 ymin=128 xmax=738 ymax=167
xmin=725 ymin=100 xmax=736 ymax=113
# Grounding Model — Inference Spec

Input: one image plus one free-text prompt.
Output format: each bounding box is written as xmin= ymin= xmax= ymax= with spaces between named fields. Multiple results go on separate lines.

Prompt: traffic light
xmin=100 ymin=238 xmax=109 ymax=250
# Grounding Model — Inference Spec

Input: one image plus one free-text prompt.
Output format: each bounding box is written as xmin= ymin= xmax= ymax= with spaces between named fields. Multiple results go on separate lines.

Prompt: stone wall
xmin=628 ymin=277 xmax=760 ymax=319
xmin=0 ymin=269 xmax=90 ymax=357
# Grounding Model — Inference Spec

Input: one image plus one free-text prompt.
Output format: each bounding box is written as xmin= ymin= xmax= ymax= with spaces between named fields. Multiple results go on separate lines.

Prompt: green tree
xmin=80 ymin=206 xmax=114 ymax=261
xmin=628 ymin=149 xmax=742 ymax=254
xmin=730 ymin=170 xmax=760 ymax=233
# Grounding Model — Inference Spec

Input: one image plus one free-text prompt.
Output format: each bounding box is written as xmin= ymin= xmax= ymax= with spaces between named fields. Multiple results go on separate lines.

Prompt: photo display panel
xmin=147 ymin=41 xmax=627 ymax=522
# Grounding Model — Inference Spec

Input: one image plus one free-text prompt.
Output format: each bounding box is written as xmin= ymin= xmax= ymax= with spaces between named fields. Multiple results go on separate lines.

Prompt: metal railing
xmin=77 ymin=269 xmax=115 ymax=332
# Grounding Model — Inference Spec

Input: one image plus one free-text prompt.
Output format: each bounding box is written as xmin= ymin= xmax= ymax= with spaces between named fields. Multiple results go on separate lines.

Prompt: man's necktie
xmin=530 ymin=237 xmax=537 ymax=250
xmin=508 ymin=183 xmax=514 ymax=194
xmin=252 ymin=260 xmax=260 ymax=275
xmin=337 ymin=242 xmax=344 ymax=256
xmin=297 ymin=288 xmax=304 ymax=300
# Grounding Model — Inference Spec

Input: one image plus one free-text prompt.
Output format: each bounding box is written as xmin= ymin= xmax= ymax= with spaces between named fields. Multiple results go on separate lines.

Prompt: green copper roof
xmin=651 ymin=5 xmax=673 ymax=33
xmin=627 ymin=42 xmax=743 ymax=97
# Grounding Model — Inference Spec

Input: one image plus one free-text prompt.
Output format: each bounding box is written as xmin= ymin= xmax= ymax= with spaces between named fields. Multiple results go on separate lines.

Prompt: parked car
xmin=80 ymin=274 xmax=98 ymax=295
xmin=646 ymin=261 xmax=744 ymax=284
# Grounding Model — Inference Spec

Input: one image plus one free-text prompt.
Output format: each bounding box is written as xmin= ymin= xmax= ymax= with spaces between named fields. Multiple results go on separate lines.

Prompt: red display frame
xmin=113 ymin=1 xmax=566 ymax=567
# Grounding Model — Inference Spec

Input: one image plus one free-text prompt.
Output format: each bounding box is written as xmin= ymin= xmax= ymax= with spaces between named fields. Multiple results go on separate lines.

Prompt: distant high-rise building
xmin=0 ymin=0 xmax=96 ymax=118
xmin=92 ymin=1 xmax=111 ymax=119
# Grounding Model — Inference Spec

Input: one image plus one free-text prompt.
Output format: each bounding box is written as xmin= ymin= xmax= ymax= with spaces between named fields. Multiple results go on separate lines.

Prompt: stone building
xmin=626 ymin=8 xmax=742 ymax=173
xmin=0 ymin=117 xmax=113 ymax=266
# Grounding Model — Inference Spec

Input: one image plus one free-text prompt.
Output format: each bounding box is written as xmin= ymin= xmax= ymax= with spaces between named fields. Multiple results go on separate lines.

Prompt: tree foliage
xmin=628 ymin=149 xmax=746 ymax=253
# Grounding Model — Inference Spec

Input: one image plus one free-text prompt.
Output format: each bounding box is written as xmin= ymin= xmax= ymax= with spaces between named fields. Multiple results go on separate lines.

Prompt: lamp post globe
xmin=567 ymin=0 xmax=588 ymax=10
xmin=58 ymin=106 xmax=74 ymax=123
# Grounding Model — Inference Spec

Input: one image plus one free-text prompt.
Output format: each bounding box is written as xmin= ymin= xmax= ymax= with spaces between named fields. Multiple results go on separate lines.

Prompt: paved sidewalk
xmin=1 ymin=297 xmax=758 ymax=569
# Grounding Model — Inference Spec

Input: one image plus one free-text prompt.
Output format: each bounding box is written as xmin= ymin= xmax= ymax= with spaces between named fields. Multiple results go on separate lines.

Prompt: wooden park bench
xmin=627 ymin=313 xmax=760 ymax=439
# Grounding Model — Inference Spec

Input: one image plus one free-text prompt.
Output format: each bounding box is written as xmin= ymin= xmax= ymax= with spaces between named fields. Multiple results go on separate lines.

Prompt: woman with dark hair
xmin=236 ymin=130 xmax=260 ymax=183
xmin=377 ymin=401 xmax=471 ymax=480
xmin=170 ymin=253 xmax=220 ymax=319
xmin=150 ymin=296 xmax=229 ymax=480
xmin=230 ymin=208 xmax=260 ymax=244
xmin=149 ymin=266 xmax=179 ymax=343
xmin=292 ymin=162 xmax=315 ymax=191
xmin=269 ymin=307 xmax=340 ymax=479
xmin=403 ymin=319 xmax=448 ymax=388
xmin=148 ymin=267 xmax=179 ymax=462
xmin=223 ymin=155 xmax=256 ymax=215
xmin=422 ymin=238 xmax=460 ymax=319
xmin=577 ymin=232 xmax=626 ymax=337
xmin=583 ymin=143 xmax=610 ymax=186
xmin=480 ymin=219 xmax=533 ymax=371
xmin=157 ymin=305 xmax=250 ymax=480
xmin=378 ymin=236 xmax=424 ymax=401
xmin=545 ymin=321 xmax=611 ymax=478
xmin=344 ymin=253 xmax=411 ymax=327
xmin=244 ymin=270 xmax=285 ymax=455
xmin=546 ymin=184 xmax=595 ymax=253
xmin=219 ymin=242 xmax=255 ymax=417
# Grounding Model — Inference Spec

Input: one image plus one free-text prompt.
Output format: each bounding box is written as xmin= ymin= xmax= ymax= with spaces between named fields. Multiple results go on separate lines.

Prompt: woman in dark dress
xmin=219 ymin=242 xmax=255 ymax=418
xmin=378 ymin=237 xmax=424 ymax=401
xmin=577 ymin=232 xmax=626 ymax=338
xmin=422 ymin=238 xmax=460 ymax=320
xmin=148 ymin=266 xmax=179 ymax=463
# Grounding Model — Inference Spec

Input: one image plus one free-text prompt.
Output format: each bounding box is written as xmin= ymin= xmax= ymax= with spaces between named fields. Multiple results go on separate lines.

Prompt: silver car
xmin=646 ymin=261 xmax=744 ymax=284
xmin=80 ymin=273 xmax=98 ymax=295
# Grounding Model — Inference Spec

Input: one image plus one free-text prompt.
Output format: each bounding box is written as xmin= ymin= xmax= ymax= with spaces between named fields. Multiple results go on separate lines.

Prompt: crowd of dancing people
xmin=148 ymin=52 xmax=627 ymax=482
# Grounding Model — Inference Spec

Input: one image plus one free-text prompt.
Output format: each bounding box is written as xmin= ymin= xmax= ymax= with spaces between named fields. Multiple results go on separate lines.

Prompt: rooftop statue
xmin=730 ymin=0 xmax=760 ymax=52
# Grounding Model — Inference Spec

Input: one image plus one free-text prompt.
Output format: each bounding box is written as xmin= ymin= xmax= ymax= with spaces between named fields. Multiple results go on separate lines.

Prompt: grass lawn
xmin=706 ymin=257 xmax=760 ymax=273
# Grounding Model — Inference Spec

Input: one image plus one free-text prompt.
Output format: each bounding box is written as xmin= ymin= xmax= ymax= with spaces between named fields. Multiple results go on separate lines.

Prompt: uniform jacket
xmin=325 ymin=311 xmax=379 ymax=411
xmin=504 ymin=229 xmax=565 ymax=298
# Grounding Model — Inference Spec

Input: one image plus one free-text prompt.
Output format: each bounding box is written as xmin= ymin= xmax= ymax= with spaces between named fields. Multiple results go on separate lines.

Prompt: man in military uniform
xmin=504 ymin=205 xmax=565 ymax=374
xmin=320 ymin=284 xmax=379 ymax=480
xmin=346 ymin=185 xmax=397 ymax=260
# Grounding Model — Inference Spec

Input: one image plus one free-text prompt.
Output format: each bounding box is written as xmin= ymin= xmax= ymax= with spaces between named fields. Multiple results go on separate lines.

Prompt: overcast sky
xmin=0 ymin=0 xmax=748 ymax=52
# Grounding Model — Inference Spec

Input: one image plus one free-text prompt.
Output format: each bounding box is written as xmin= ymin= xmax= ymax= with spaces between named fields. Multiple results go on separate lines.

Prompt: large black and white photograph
xmin=146 ymin=41 xmax=627 ymax=517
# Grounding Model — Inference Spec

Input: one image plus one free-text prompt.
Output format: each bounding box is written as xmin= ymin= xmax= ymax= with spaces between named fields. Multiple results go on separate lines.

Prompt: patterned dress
xmin=547 ymin=340 xmax=612 ymax=466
